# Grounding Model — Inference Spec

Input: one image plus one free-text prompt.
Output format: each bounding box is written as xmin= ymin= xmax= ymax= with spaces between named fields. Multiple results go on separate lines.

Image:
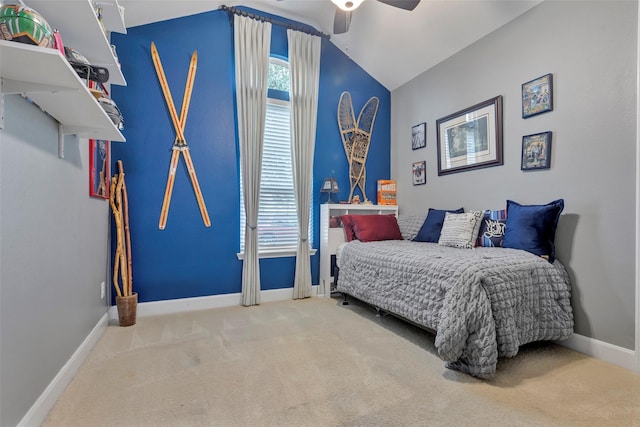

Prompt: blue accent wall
xmin=111 ymin=8 xmax=389 ymax=303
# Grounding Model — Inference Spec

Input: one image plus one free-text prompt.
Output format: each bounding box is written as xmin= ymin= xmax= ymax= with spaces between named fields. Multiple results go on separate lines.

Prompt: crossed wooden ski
xmin=151 ymin=42 xmax=210 ymax=229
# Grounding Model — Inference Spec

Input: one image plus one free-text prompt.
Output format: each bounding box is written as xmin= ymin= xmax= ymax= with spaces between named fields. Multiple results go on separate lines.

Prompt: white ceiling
xmin=119 ymin=0 xmax=542 ymax=91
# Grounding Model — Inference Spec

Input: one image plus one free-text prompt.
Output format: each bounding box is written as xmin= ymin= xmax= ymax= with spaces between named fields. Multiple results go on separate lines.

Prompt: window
xmin=267 ymin=58 xmax=290 ymax=92
xmin=239 ymin=58 xmax=314 ymax=258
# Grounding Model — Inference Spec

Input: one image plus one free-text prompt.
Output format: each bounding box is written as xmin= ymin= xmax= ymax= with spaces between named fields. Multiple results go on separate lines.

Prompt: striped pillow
xmin=438 ymin=210 xmax=483 ymax=249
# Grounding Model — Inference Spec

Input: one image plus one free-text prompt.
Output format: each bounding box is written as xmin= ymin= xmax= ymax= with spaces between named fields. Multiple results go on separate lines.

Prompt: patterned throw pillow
xmin=438 ymin=210 xmax=483 ymax=249
xmin=477 ymin=209 xmax=508 ymax=247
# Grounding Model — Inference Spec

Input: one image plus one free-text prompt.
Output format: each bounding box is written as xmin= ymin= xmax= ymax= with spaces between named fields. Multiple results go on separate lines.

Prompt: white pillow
xmin=438 ymin=210 xmax=483 ymax=249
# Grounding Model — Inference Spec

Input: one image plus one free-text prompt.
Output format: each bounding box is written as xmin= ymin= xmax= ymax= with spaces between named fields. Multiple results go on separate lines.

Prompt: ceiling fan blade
xmin=376 ymin=0 xmax=420 ymax=11
xmin=333 ymin=9 xmax=351 ymax=34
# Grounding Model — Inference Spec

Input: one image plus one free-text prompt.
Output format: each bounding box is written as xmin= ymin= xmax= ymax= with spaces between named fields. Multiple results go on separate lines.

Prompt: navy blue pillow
xmin=413 ymin=207 xmax=464 ymax=242
xmin=503 ymin=199 xmax=564 ymax=262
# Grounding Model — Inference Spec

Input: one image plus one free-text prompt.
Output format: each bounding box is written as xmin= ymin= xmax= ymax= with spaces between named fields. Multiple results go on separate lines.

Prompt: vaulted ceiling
xmin=120 ymin=0 xmax=542 ymax=91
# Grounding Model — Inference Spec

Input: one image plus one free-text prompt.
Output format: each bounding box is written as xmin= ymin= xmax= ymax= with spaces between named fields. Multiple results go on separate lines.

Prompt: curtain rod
xmin=220 ymin=5 xmax=331 ymax=40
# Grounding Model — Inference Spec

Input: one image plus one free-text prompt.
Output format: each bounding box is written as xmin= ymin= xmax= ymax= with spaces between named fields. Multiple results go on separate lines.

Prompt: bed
xmin=334 ymin=204 xmax=574 ymax=379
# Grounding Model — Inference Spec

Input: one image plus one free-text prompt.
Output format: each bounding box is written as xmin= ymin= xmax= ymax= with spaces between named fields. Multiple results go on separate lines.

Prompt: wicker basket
xmin=116 ymin=292 xmax=137 ymax=327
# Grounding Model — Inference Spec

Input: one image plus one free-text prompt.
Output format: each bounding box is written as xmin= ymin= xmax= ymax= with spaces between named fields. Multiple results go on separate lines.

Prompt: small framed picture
xmin=412 ymin=122 xmax=426 ymax=150
xmin=412 ymin=160 xmax=426 ymax=185
xmin=89 ymin=139 xmax=110 ymax=199
xmin=521 ymin=131 xmax=552 ymax=170
xmin=522 ymin=73 xmax=553 ymax=118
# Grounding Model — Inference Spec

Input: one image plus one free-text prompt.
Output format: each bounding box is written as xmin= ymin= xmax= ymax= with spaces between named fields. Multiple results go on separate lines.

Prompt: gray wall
xmin=392 ymin=0 xmax=637 ymax=349
xmin=0 ymin=95 xmax=110 ymax=426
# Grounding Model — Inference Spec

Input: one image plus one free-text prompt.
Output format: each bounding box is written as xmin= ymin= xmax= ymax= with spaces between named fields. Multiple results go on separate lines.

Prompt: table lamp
xmin=321 ymin=177 xmax=340 ymax=203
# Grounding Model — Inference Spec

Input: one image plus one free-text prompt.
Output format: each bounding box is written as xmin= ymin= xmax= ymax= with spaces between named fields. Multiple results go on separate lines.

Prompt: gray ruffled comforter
xmin=336 ymin=240 xmax=574 ymax=379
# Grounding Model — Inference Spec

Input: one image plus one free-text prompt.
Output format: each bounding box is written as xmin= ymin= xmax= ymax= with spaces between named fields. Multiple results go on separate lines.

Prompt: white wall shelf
xmin=28 ymin=0 xmax=126 ymax=86
xmin=319 ymin=203 xmax=398 ymax=297
xmin=96 ymin=0 xmax=127 ymax=34
xmin=0 ymin=40 xmax=125 ymax=142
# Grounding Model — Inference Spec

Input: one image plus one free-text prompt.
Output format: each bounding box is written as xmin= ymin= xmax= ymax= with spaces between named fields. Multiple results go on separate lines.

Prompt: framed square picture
xmin=89 ymin=139 xmax=110 ymax=199
xmin=521 ymin=131 xmax=552 ymax=170
xmin=522 ymin=73 xmax=553 ymax=118
xmin=412 ymin=160 xmax=426 ymax=185
xmin=436 ymin=96 xmax=503 ymax=176
xmin=412 ymin=122 xmax=426 ymax=150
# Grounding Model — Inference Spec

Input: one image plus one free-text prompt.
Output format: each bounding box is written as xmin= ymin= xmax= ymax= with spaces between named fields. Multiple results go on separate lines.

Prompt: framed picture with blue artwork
xmin=521 ymin=131 xmax=552 ymax=170
xmin=522 ymin=73 xmax=553 ymax=118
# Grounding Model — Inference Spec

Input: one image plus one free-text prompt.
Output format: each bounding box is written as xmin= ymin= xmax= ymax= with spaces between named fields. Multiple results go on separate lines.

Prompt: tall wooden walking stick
xmin=109 ymin=175 xmax=123 ymax=298
xmin=113 ymin=173 xmax=127 ymax=295
xmin=118 ymin=160 xmax=133 ymax=297
xmin=109 ymin=162 xmax=134 ymax=299
xmin=110 ymin=161 xmax=137 ymax=326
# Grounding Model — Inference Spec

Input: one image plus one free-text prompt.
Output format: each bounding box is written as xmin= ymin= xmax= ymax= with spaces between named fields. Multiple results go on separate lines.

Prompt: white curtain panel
xmin=287 ymin=30 xmax=322 ymax=299
xmin=234 ymin=15 xmax=271 ymax=306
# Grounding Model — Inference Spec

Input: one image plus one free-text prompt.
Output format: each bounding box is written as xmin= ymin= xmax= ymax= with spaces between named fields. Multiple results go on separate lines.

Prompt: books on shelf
xmin=377 ymin=180 xmax=397 ymax=205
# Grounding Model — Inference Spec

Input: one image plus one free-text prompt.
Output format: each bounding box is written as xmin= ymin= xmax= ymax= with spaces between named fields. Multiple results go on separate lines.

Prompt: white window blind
xmin=240 ymin=107 xmax=314 ymax=256
xmin=239 ymin=100 xmax=295 ymax=252
xmin=239 ymin=58 xmax=313 ymax=257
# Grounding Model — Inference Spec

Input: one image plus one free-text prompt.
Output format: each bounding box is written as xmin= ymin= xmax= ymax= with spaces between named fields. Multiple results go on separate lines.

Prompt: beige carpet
xmin=43 ymin=297 xmax=639 ymax=427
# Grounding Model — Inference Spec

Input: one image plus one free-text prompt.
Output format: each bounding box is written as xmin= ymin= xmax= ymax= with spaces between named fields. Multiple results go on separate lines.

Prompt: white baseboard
xmin=109 ymin=285 xmax=320 ymax=320
xmin=556 ymin=333 xmax=637 ymax=372
xmin=17 ymin=313 xmax=109 ymax=427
